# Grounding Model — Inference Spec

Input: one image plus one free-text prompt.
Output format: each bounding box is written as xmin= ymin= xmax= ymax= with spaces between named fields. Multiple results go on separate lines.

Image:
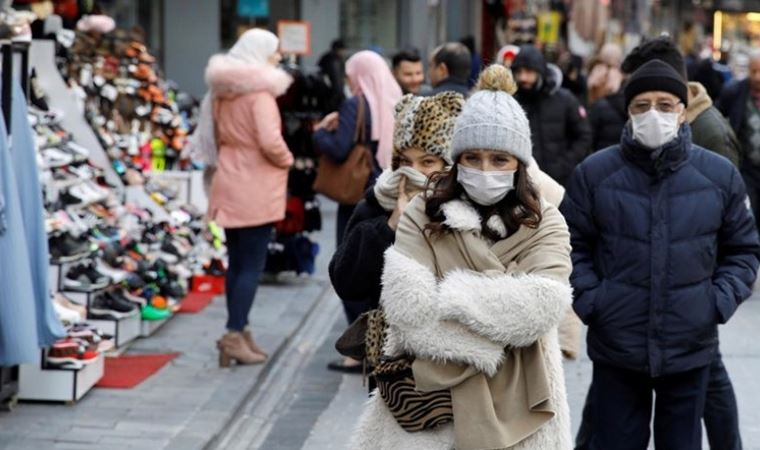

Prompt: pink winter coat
xmin=205 ymin=55 xmax=294 ymax=228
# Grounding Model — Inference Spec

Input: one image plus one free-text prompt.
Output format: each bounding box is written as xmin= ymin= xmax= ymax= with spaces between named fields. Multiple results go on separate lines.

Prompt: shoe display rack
xmin=18 ymin=350 xmax=104 ymax=404
xmin=50 ymin=261 xmax=141 ymax=349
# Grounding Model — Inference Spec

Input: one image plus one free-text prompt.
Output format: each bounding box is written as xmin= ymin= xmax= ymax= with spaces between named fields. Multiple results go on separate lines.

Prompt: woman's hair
xmin=424 ymin=162 xmax=542 ymax=240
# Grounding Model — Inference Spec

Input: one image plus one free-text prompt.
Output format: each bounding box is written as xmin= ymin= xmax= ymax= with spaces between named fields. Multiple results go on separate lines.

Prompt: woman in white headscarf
xmin=200 ymin=29 xmax=294 ymax=367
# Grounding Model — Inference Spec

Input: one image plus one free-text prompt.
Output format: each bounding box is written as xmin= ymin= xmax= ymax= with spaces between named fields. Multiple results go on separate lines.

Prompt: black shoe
xmin=158 ymin=279 xmax=185 ymax=300
xmin=89 ymin=291 xmax=137 ymax=319
xmin=64 ymin=262 xmax=110 ymax=292
xmin=49 ymin=232 xmax=91 ymax=263
xmin=82 ymin=261 xmax=112 ymax=285
xmin=59 ymin=189 xmax=85 ymax=206
xmin=205 ymin=258 xmax=226 ymax=276
xmin=327 ymin=359 xmax=364 ymax=374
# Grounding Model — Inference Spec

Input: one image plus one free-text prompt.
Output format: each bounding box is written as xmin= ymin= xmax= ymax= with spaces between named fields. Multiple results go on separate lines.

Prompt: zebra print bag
xmin=373 ymin=355 xmax=453 ymax=432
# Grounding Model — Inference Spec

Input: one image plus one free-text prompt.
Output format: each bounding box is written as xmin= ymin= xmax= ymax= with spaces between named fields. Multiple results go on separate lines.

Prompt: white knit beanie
xmin=450 ymin=89 xmax=532 ymax=166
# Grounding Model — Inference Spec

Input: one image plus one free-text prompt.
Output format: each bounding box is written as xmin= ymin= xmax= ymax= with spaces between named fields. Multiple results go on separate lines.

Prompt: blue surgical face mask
xmin=457 ymin=164 xmax=516 ymax=206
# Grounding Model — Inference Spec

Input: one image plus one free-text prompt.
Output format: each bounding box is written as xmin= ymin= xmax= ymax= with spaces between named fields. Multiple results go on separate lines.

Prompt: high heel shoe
xmin=217 ymin=332 xmax=266 ymax=367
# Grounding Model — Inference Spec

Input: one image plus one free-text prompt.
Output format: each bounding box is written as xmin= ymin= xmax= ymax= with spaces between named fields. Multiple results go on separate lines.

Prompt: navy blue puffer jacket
xmin=560 ymin=124 xmax=760 ymax=376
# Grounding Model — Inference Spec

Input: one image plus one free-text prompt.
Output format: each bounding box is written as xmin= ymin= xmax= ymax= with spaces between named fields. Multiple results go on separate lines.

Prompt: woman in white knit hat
xmin=350 ymin=65 xmax=573 ymax=450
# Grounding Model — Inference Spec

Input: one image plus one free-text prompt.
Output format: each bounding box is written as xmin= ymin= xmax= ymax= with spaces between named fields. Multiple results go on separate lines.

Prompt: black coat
xmin=716 ymin=78 xmax=749 ymax=135
xmin=588 ymin=90 xmax=627 ymax=152
xmin=560 ymin=124 xmax=760 ymax=377
xmin=429 ymin=77 xmax=471 ymax=98
xmin=515 ymin=73 xmax=593 ymax=186
xmin=328 ymin=188 xmax=394 ymax=309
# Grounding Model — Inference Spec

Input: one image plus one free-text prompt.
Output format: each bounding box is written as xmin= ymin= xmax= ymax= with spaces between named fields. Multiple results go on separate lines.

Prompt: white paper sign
xmin=277 ymin=21 xmax=311 ymax=55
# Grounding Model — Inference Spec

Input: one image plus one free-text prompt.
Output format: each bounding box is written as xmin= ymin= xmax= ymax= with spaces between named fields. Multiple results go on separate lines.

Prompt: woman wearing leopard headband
xmin=327 ymin=91 xmax=465 ymax=374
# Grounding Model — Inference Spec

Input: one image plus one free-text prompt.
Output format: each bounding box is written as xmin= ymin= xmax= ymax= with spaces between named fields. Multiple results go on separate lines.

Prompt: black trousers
xmin=588 ymin=363 xmax=710 ymax=450
xmin=576 ymin=353 xmax=742 ymax=450
xmin=336 ymin=203 xmax=372 ymax=325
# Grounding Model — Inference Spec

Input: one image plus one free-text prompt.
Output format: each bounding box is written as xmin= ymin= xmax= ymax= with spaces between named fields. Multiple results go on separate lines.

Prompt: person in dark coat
xmin=578 ymin=38 xmax=745 ymax=450
xmin=587 ymin=89 xmax=627 ymax=151
xmin=428 ymin=42 xmax=471 ymax=97
xmin=561 ymin=60 xmax=760 ymax=450
xmin=327 ymin=92 xmax=465 ymax=373
xmin=717 ymin=51 xmax=760 ymax=229
xmin=511 ymin=45 xmax=592 ymax=186
xmin=317 ymin=39 xmax=347 ymax=111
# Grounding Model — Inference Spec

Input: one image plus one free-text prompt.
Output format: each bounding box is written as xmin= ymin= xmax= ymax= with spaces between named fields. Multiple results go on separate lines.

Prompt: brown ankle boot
xmin=242 ymin=327 xmax=268 ymax=358
xmin=217 ymin=332 xmax=266 ymax=367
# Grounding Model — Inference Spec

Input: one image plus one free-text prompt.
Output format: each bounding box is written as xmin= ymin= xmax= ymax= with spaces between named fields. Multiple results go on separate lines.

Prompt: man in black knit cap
xmin=578 ymin=37 xmax=745 ymax=450
xmin=561 ymin=60 xmax=760 ymax=450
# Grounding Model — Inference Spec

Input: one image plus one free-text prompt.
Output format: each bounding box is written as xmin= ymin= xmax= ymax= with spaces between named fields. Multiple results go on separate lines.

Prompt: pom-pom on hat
xmin=451 ymin=64 xmax=532 ymax=165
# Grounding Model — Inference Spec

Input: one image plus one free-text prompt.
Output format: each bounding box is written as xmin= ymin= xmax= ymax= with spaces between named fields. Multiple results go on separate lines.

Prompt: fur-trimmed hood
xmin=205 ymin=54 xmax=293 ymax=98
xmin=686 ymin=81 xmax=712 ymax=124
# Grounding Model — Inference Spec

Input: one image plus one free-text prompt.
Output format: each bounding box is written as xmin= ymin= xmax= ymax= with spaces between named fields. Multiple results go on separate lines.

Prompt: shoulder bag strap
xmin=353 ymin=95 xmax=367 ymax=145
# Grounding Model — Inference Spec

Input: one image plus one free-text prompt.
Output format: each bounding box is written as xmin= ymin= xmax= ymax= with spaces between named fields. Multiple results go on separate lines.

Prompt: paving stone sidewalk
xmin=0 ymin=277 xmax=331 ymax=450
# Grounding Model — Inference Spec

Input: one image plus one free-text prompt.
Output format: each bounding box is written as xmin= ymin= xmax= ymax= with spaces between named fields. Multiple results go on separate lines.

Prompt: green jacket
xmin=688 ymin=82 xmax=741 ymax=168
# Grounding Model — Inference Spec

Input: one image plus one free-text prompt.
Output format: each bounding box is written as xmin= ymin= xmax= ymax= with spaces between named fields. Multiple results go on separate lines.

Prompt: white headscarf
xmin=228 ymin=28 xmax=279 ymax=66
xmin=186 ymin=28 xmax=281 ymax=167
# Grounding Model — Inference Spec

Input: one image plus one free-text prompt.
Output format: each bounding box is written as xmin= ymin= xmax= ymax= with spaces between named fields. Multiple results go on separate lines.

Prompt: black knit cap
xmin=624 ymin=59 xmax=688 ymax=109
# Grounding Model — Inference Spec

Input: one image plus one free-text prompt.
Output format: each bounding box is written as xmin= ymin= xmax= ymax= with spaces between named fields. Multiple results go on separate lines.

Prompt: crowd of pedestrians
xmin=201 ymin=29 xmax=760 ymax=449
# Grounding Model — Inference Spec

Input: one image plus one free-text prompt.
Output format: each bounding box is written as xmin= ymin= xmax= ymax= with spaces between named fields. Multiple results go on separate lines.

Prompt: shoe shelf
xmin=140 ymin=316 xmax=170 ymax=338
xmin=18 ymin=351 xmax=104 ymax=403
xmin=50 ymin=263 xmax=142 ymax=349
xmin=85 ymin=312 xmax=141 ymax=349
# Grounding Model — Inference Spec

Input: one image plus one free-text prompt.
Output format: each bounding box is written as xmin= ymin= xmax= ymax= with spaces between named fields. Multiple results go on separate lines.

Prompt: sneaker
xmin=59 ymin=188 xmax=85 ymax=207
xmin=40 ymin=147 xmax=73 ymax=168
xmin=49 ymin=232 xmax=91 ymax=263
xmin=158 ymin=279 xmax=186 ymax=300
xmin=89 ymin=292 xmax=138 ymax=320
xmin=53 ymin=299 xmax=84 ymax=325
xmin=63 ymin=262 xmax=110 ymax=291
xmin=96 ymin=260 xmax=128 ymax=283
xmin=141 ymin=304 xmax=171 ymax=321
xmin=46 ymin=340 xmax=83 ymax=369
xmin=204 ymin=258 xmax=226 ymax=276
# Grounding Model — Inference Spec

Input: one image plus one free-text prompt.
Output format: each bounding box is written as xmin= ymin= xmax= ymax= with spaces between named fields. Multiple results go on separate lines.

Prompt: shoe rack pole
xmin=1 ymin=41 xmax=12 ymax=133
xmin=13 ymin=41 xmax=29 ymax=100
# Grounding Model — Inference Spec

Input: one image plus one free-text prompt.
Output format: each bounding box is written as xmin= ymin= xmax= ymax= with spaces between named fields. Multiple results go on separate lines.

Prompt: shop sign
xmin=537 ymin=11 xmax=562 ymax=44
xmin=278 ymin=20 xmax=312 ymax=55
xmin=237 ymin=0 xmax=269 ymax=17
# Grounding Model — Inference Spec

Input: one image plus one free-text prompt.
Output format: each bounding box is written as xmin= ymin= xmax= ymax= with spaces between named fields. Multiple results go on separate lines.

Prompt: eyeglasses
xmin=629 ymin=101 xmax=683 ymax=115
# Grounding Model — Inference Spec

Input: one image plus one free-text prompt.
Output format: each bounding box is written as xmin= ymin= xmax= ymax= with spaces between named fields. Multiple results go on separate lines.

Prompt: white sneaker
xmin=65 ymin=142 xmax=90 ymax=158
xmin=41 ymin=148 xmax=73 ymax=168
xmin=96 ymin=260 xmax=128 ymax=283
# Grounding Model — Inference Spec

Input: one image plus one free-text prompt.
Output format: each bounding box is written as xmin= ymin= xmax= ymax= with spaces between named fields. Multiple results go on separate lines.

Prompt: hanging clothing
xmin=10 ymin=82 xmax=64 ymax=347
xmin=0 ymin=111 xmax=43 ymax=366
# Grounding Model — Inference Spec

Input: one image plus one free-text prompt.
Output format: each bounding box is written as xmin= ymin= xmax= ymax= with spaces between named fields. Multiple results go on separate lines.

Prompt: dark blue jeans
xmin=590 ymin=363 xmax=710 ymax=450
xmin=224 ymin=225 xmax=273 ymax=331
xmin=577 ymin=353 xmax=742 ymax=450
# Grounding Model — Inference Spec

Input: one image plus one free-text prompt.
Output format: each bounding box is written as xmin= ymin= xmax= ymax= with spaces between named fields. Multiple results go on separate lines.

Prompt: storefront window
xmin=340 ymin=0 xmax=398 ymax=52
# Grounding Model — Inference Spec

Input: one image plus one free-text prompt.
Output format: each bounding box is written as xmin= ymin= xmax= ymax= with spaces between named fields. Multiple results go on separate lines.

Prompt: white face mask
xmin=630 ymin=109 xmax=681 ymax=149
xmin=457 ymin=164 xmax=516 ymax=206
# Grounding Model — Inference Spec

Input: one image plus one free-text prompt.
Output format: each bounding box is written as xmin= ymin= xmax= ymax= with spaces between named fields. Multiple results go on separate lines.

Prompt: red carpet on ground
xmin=96 ymin=353 xmax=179 ymax=389
xmin=178 ymin=292 xmax=217 ymax=314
